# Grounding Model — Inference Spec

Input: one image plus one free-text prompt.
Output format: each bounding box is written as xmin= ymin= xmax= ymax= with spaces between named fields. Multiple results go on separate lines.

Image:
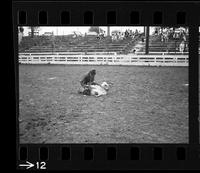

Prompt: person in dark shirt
xmin=80 ymin=69 xmax=98 ymax=95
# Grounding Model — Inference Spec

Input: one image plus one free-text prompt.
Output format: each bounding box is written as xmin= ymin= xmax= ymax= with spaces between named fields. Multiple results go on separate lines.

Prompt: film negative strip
xmin=13 ymin=0 xmax=200 ymax=170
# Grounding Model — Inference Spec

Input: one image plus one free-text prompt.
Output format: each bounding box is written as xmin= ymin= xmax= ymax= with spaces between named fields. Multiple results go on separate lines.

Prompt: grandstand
xmin=19 ymin=34 xmax=142 ymax=54
xmin=134 ymin=34 xmax=189 ymax=54
xmin=18 ymin=27 xmax=189 ymax=66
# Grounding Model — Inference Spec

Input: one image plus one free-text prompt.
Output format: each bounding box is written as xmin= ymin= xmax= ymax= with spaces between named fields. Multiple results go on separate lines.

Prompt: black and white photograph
xmin=18 ymin=26 xmax=189 ymax=143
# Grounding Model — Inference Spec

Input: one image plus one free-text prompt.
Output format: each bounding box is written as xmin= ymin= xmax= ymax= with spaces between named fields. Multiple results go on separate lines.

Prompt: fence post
xmin=30 ymin=56 xmax=32 ymax=63
xmin=95 ymin=55 xmax=97 ymax=63
xmin=80 ymin=54 xmax=82 ymax=62
xmin=52 ymin=55 xmax=54 ymax=63
xmin=145 ymin=26 xmax=149 ymax=55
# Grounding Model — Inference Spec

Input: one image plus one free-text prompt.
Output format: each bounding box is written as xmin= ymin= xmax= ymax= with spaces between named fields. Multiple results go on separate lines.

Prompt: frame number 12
xmin=36 ymin=162 xmax=46 ymax=169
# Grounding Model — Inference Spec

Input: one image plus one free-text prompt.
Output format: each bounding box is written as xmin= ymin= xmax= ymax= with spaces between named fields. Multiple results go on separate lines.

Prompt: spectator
xmin=173 ymin=32 xmax=178 ymax=39
xmin=132 ymin=49 xmax=136 ymax=54
xmin=130 ymin=30 xmax=133 ymax=37
xmin=117 ymin=32 xmax=120 ymax=40
xmin=103 ymin=31 xmax=106 ymax=38
xmin=155 ymin=28 xmax=158 ymax=35
xmin=135 ymin=29 xmax=138 ymax=35
xmin=183 ymin=33 xmax=186 ymax=41
xmin=119 ymin=32 xmax=123 ymax=40
xmin=183 ymin=34 xmax=187 ymax=50
xmin=125 ymin=30 xmax=129 ymax=38
xmin=179 ymin=41 xmax=185 ymax=54
xmin=142 ymin=37 xmax=145 ymax=42
xmin=111 ymin=33 xmax=114 ymax=41
xmin=103 ymin=32 xmax=105 ymax=38
xmin=97 ymin=34 xmax=100 ymax=40
xmin=160 ymin=33 xmax=164 ymax=42
xmin=164 ymin=32 xmax=168 ymax=42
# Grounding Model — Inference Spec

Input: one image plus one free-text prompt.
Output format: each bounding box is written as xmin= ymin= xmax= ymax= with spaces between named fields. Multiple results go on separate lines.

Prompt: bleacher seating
xmin=136 ymin=35 xmax=189 ymax=53
xmin=19 ymin=34 xmax=142 ymax=54
xmin=19 ymin=33 xmax=189 ymax=55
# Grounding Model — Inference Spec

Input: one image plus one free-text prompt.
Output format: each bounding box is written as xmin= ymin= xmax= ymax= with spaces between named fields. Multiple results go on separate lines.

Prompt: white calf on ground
xmin=90 ymin=82 xmax=110 ymax=97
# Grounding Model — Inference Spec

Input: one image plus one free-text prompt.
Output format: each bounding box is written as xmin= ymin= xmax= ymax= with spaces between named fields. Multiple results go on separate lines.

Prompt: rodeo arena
xmin=18 ymin=26 xmax=190 ymax=143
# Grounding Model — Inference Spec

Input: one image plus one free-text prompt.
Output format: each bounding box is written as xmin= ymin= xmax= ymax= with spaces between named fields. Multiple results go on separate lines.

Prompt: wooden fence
xmin=19 ymin=52 xmax=188 ymax=66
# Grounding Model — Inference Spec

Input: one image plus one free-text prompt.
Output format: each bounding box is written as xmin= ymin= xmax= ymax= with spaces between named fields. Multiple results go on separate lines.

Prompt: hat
xmin=90 ymin=69 xmax=96 ymax=75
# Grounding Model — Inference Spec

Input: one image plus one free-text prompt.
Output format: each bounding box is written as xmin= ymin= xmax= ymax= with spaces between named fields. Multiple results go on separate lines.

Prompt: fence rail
xmin=20 ymin=52 xmax=117 ymax=55
xmin=135 ymin=51 xmax=189 ymax=55
xmin=19 ymin=52 xmax=188 ymax=66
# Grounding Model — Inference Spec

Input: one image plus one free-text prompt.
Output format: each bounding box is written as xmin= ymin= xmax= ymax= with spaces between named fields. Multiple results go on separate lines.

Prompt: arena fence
xmin=19 ymin=52 xmax=188 ymax=66
xmin=136 ymin=52 xmax=189 ymax=55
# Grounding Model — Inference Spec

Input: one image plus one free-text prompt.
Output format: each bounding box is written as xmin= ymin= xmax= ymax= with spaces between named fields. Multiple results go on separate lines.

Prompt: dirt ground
xmin=18 ymin=65 xmax=188 ymax=143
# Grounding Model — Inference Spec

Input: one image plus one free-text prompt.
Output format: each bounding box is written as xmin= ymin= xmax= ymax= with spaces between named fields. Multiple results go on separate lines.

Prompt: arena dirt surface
xmin=19 ymin=65 xmax=188 ymax=143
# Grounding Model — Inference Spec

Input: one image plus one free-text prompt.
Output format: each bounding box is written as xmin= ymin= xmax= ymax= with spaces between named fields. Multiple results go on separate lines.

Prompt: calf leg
xmin=82 ymin=88 xmax=91 ymax=96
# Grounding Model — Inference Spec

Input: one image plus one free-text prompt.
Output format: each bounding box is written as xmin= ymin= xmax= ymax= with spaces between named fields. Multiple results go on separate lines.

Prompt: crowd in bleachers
xmin=19 ymin=29 xmax=143 ymax=54
xmin=153 ymin=27 xmax=188 ymax=53
xmin=94 ymin=29 xmax=141 ymax=42
xmin=111 ymin=29 xmax=141 ymax=41
xmin=19 ymin=27 xmax=190 ymax=55
xmin=154 ymin=28 xmax=188 ymax=42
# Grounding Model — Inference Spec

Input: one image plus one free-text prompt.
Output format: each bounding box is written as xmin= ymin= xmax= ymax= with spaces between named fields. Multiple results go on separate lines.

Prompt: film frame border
xmin=13 ymin=1 xmax=200 ymax=170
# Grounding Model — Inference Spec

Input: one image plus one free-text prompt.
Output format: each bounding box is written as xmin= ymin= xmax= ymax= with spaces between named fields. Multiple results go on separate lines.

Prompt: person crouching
xmin=79 ymin=69 xmax=98 ymax=95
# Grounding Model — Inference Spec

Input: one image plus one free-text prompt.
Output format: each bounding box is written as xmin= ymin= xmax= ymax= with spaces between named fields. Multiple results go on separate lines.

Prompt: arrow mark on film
xmin=19 ymin=161 xmax=34 ymax=169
